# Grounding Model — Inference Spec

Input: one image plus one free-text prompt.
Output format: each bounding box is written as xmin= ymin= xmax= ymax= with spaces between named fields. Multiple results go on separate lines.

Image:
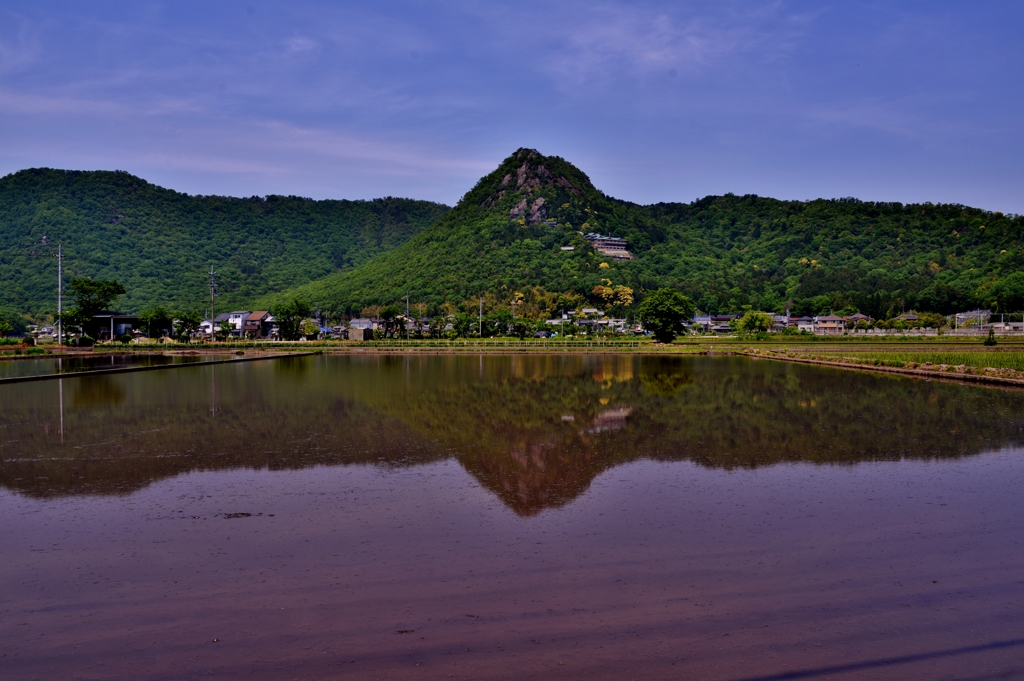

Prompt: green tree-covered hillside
xmin=0 ymin=168 xmax=449 ymax=317
xmin=277 ymin=149 xmax=1024 ymax=318
xmin=278 ymin=149 xmax=659 ymax=315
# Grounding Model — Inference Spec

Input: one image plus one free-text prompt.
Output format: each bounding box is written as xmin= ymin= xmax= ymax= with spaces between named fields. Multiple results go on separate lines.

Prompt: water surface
xmin=1 ymin=355 xmax=1022 ymax=679
xmin=0 ymin=352 xmax=220 ymax=379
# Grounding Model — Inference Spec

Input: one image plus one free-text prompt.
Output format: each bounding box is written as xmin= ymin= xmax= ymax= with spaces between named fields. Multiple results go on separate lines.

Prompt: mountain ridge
xmin=272 ymin=148 xmax=1024 ymax=318
xmin=0 ymin=167 xmax=449 ymax=319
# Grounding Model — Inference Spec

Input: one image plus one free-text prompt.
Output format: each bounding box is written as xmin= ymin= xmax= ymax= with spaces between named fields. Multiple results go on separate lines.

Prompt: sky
xmin=1 ymin=1 xmax=1022 ymax=212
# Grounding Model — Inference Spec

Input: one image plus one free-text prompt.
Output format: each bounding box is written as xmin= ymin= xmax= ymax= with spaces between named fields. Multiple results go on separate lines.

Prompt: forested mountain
xmin=5 ymin=153 xmax=1023 ymax=326
xmin=278 ymin=149 xmax=1024 ymax=319
xmin=0 ymin=168 xmax=449 ymax=318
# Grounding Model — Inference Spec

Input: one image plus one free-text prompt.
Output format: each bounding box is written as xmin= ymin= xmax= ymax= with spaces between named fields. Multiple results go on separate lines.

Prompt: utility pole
xmin=54 ymin=244 xmax=63 ymax=347
xmin=479 ymin=297 xmax=484 ymax=338
xmin=208 ymin=266 xmax=218 ymax=342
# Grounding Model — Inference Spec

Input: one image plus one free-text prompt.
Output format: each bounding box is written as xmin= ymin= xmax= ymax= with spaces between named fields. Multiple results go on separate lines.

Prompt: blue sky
xmin=1 ymin=1 xmax=1022 ymax=211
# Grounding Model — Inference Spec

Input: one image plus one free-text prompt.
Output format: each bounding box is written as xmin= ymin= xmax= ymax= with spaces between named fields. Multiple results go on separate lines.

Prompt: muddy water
xmin=1 ymin=355 xmax=1023 ymax=680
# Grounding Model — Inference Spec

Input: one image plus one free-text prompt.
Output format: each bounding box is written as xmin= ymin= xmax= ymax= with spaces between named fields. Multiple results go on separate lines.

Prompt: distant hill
xmin=0 ymin=168 xmax=449 ymax=318
xmin=276 ymin=148 xmax=1024 ymax=318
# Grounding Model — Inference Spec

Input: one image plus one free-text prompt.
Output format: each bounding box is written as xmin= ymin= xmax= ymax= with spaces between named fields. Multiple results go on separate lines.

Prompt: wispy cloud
xmin=248 ymin=121 xmax=493 ymax=176
xmin=0 ymin=9 xmax=41 ymax=74
xmin=0 ymin=88 xmax=128 ymax=115
xmin=284 ymin=35 xmax=318 ymax=55
xmin=492 ymin=1 xmax=808 ymax=85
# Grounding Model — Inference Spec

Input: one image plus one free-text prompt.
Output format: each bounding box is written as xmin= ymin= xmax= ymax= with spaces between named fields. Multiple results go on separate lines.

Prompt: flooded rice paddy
xmin=0 ymin=352 xmax=222 ymax=380
xmin=1 ymin=354 xmax=1023 ymax=680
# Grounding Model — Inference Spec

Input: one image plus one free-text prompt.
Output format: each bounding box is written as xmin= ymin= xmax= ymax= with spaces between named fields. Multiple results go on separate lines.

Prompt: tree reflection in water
xmin=2 ymin=354 xmax=1023 ymax=513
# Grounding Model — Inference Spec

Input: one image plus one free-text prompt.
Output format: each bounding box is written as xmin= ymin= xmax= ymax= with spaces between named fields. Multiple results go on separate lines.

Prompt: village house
xmin=792 ymin=316 xmax=815 ymax=332
xmin=844 ymin=313 xmax=870 ymax=327
xmin=814 ymin=315 xmax=845 ymax=334
xmin=243 ymin=311 xmax=274 ymax=338
xmin=348 ymin=318 xmax=375 ymax=341
xmin=213 ymin=311 xmax=250 ymax=337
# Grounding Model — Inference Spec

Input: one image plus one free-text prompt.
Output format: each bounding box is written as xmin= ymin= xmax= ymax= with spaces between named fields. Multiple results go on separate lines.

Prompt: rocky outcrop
xmin=527 ymin=197 xmax=547 ymax=223
xmin=510 ymin=197 xmax=548 ymax=223
xmin=509 ymin=198 xmax=529 ymax=220
xmin=482 ymin=149 xmax=583 ymax=212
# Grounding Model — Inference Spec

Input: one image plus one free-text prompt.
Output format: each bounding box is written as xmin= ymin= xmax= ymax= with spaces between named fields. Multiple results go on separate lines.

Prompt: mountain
xmin=276 ymin=148 xmax=1024 ymax=319
xmin=0 ymin=168 xmax=449 ymax=320
xmin=276 ymin=148 xmax=655 ymax=317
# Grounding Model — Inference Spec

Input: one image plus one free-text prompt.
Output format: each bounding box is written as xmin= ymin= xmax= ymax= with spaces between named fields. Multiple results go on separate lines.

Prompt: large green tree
xmin=991 ymin=272 xmax=1024 ymax=312
xmin=173 ymin=310 xmax=203 ymax=341
xmin=379 ymin=305 xmax=403 ymax=338
xmin=57 ymin=278 xmax=126 ymax=339
xmin=637 ymin=289 xmax=695 ymax=343
xmin=69 ymin=278 xmax=126 ymax=317
xmin=139 ymin=306 xmax=174 ymax=338
xmin=735 ymin=310 xmax=774 ymax=334
xmin=274 ymin=298 xmax=311 ymax=341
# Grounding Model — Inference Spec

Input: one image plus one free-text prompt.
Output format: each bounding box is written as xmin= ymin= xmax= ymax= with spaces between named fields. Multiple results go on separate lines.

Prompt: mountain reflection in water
xmin=2 ymin=354 xmax=1023 ymax=514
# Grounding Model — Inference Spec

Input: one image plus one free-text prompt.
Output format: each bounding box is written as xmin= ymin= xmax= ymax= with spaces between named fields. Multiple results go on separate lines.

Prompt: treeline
xmin=0 ymin=168 xmax=449 ymax=318
xmin=644 ymin=196 xmax=1024 ymax=316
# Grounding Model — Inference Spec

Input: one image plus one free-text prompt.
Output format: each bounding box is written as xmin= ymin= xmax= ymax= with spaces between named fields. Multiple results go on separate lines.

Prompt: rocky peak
xmin=477 ymin=148 xmax=584 ymax=221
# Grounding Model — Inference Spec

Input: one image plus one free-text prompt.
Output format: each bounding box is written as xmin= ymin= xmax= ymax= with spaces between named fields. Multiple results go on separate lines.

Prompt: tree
xmin=511 ymin=318 xmax=532 ymax=339
xmin=173 ymin=310 xmax=202 ymax=341
xmin=428 ymin=316 xmax=447 ymax=338
xmin=735 ymin=310 xmax=774 ymax=334
xmin=56 ymin=308 xmax=87 ymax=340
xmin=992 ymin=272 xmax=1024 ymax=312
xmin=984 ymin=327 xmax=998 ymax=346
xmin=914 ymin=311 xmax=949 ymax=329
xmin=139 ymin=306 xmax=173 ymax=338
xmin=68 ymin=278 xmax=126 ymax=317
xmin=379 ymin=305 xmax=403 ymax=338
xmin=452 ymin=312 xmax=473 ymax=338
xmin=0 ymin=307 xmax=24 ymax=338
xmin=637 ymin=288 xmax=695 ymax=343
xmin=274 ymin=298 xmax=312 ymax=341
xmin=299 ymin=318 xmax=321 ymax=339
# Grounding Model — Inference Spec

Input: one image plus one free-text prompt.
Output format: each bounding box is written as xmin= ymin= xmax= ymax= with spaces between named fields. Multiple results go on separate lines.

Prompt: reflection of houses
xmin=583 ymin=233 xmax=633 ymax=261
xmin=87 ymin=312 xmax=140 ymax=341
xmin=586 ymin=407 xmax=632 ymax=434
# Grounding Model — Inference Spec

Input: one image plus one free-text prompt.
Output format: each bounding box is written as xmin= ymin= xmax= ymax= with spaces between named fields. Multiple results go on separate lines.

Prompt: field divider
xmin=0 ymin=351 xmax=320 ymax=385
xmin=744 ymin=350 xmax=1024 ymax=389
